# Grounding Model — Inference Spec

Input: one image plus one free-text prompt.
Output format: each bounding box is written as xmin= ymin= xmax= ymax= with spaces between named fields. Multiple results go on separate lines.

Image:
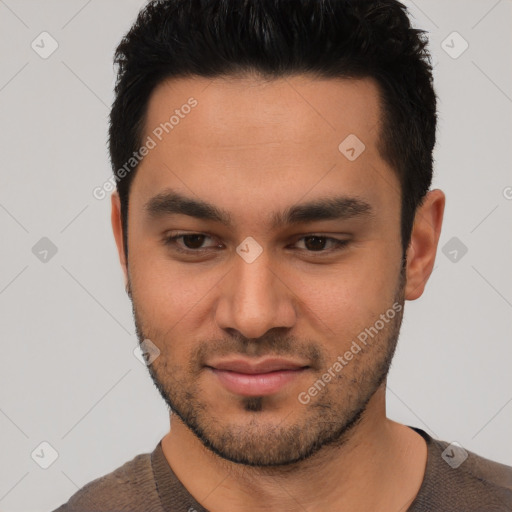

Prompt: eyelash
xmin=162 ymin=232 xmax=350 ymax=256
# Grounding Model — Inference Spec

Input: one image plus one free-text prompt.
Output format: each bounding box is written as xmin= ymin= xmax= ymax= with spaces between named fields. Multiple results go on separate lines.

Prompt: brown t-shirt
xmin=52 ymin=427 xmax=512 ymax=511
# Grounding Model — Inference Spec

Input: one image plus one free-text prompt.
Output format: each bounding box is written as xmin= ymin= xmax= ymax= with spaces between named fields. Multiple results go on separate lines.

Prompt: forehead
xmin=130 ymin=74 xmax=398 ymax=225
xmin=144 ymin=73 xmax=382 ymax=150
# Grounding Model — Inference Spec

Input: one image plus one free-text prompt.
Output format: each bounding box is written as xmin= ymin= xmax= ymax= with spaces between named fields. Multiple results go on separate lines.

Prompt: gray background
xmin=1 ymin=1 xmax=511 ymax=510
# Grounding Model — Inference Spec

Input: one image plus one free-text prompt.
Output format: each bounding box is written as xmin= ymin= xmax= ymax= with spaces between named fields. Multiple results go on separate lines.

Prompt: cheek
xmin=130 ymin=260 xmax=220 ymax=368
xmin=129 ymin=251 xmax=219 ymax=330
xmin=286 ymin=251 xmax=401 ymax=338
xmin=298 ymin=276 xmax=390 ymax=333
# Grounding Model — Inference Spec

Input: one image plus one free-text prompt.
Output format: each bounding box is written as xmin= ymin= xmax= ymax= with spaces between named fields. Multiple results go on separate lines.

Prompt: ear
xmin=404 ymin=189 xmax=445 ymax=300
xmin=111 ymin=191 xmax=129 ymax=291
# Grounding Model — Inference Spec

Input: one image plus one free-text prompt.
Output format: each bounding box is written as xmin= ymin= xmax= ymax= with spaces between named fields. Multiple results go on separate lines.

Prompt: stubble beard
xmin=128 ymin=269 xmax=405 ymax=468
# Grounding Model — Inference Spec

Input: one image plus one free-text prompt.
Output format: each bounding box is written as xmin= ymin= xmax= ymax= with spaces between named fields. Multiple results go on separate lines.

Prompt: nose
xmin=215 ymin=249 xmax=297 ymax=340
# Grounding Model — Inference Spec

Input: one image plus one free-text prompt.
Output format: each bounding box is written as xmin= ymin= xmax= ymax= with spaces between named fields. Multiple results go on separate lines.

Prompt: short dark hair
xmin=109 ymin=0 xmax=436 ymax=262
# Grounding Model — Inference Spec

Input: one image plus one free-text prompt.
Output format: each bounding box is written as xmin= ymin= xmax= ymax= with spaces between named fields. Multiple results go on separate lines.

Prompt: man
xmin=54 ymin=0 xmax=512 ymax=510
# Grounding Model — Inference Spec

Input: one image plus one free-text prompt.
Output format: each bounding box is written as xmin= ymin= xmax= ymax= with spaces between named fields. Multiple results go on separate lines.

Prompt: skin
xmin=111 ymin=74 xmax=445 ymax=511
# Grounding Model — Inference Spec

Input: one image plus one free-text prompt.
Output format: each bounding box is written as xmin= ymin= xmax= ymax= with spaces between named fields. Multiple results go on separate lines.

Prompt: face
xmin=121 ymin=75 xmax=406 ymax=466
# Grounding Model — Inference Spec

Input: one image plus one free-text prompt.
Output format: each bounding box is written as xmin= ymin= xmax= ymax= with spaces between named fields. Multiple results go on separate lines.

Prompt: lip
xmin=207 ymin=357 xmax=309 ymax=374
xmin=206 ymin=358 xmax=309 ymax=396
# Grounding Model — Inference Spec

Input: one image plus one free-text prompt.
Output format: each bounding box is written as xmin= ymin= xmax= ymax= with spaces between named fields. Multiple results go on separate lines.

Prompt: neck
xmin=161 ymin=385 xmax=427 ymax=512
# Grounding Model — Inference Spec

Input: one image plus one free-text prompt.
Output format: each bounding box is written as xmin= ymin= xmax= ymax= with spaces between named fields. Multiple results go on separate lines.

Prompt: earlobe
xmin=111 ymin=191 xmax=129 ymax=289
xmin=404 ymin=189 xmax=445 ymax=301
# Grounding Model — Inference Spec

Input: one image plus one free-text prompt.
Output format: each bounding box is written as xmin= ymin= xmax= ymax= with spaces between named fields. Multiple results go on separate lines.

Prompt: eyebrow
xmin=144 ymin=189 xmax=373 ymax=229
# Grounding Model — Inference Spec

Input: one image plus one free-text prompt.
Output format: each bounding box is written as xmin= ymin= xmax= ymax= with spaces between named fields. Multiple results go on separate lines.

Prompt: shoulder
xmin=410 ymin=429 xmax=512 ymax=512
xmin=52 ymin=451 xmax=163 ymax=512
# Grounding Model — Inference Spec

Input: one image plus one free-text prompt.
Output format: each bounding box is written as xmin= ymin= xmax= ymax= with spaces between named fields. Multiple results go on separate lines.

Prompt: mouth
xmin=205 ymin=357 xmax=310 ymax=396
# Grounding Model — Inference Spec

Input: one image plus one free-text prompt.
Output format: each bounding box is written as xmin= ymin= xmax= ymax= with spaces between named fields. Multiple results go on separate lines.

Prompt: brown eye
xmin=303 ymin=236 xmax=328 ymax=251
xmin=294 ymin=236 xmax=349 ymax=253
xmin=162 ymin=232 xmax=220 ymax=254
xmin=181 ymin=234 xmax=207 ymax=249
